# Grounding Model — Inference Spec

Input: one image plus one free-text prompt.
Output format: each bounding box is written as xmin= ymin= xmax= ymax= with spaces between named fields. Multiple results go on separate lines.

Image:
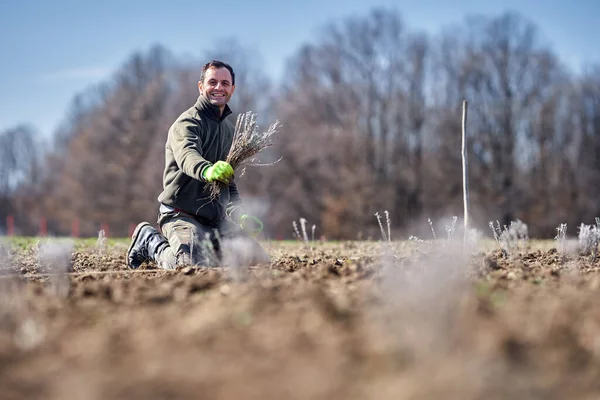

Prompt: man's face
xmin=198 ymin=67 xmax=235 ymax=108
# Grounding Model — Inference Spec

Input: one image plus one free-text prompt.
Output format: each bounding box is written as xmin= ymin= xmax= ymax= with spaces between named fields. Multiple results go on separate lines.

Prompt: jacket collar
xmin=195 ymin=95 xmax=232 ymax=122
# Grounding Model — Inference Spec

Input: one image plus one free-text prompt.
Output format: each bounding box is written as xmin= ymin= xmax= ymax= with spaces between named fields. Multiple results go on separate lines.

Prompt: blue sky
xmin=1 ymin=0 xmax=599 ymax=139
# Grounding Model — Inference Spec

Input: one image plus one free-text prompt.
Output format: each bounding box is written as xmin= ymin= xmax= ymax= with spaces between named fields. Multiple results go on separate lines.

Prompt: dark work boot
xmin=127 ymin=222 xmax=169 ymax=269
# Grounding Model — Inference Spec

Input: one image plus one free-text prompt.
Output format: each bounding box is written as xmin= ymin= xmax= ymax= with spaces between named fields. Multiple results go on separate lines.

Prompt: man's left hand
xmin=239 ymin=214 xmax=263 ymax=237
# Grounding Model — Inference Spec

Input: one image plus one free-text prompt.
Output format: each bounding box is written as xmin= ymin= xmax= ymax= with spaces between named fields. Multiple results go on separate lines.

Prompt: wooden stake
xmin=462 ymin=100 xmax=470 ymax=242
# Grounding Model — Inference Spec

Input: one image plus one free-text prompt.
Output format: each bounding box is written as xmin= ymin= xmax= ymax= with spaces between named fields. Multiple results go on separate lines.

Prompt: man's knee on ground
xmin=163 ymin=222 xmax=217 ymax=266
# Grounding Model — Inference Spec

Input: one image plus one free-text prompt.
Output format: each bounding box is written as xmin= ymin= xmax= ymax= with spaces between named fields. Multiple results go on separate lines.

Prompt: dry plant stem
xmin=375 ymin=211 xmax=399 ymax=258
xmin=293 ymin=221 xmax=302 ymax=241
xmin=207 ymin=112 xmax=280 ymax=200
xmin=375 ymin=212 xmax=387 ymax=242
xmin=293 ymin=218 xmax=311 ymax=252
xmin=384 ymin=210 xmax=391 ymax=243
xmin=428 ymin=218 xmax=437 ymax=240
xmin=300 ymin=218 xmax=308 ymax=243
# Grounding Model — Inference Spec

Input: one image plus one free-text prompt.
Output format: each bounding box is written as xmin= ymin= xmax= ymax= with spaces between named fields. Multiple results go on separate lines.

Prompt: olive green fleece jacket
xmin=157 ymin=95 xmax=243 ymax=226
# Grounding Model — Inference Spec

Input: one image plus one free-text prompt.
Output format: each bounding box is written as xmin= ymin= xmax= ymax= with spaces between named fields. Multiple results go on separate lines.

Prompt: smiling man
xmin=126 ymin=60 xmax=269 ymax=270
xmin=200 ymin=65 xmax=235 ymax=111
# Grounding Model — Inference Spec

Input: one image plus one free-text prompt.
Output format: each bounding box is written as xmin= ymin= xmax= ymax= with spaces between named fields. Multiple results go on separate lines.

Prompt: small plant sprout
xmin=513 ymin=220 xmax=530 ymax=243
xmin=311 ymin=224 xmax=316 ymax=244
xmin=489 ymin=220 xmax=529 ymax=258
xmin=489 ymin=221 xmax=501 ymax=243
xmin=490 ymin=221 xmax=503 ymax=245
xmin=293 ymin=220 xmax=301 ymax=241
xmin=374 ymin=211 xmax=390 ymax=243
xmin=293 ymin=218 xmax=311 ymax=251
xmin=428 ymin=218 xmax=437 ymax=240
xmin=445 ymin=216 xmax=458 ymax=240
xmin=299 ymin=218 xmax=309 ymax=243
xmin=385 ymin=211 xmax=391 ymax=242
xmin=500 ymin=229 xmax=516 ymax=257
xmin=96 ymin=230 xmax=107 ymax=255
xmin=375 ymin=211 xmax=400 ymax=258
xmin=554 ymin=223 xmax=567 ymax=254
xmin=578 ymin=223 xmax=600 ymax=258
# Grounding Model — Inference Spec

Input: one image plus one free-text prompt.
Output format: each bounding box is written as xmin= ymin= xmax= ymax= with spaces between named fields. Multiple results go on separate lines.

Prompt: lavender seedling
xmin=385 ymin=211 xmax=391 ymax=243
xmin=578 ymin=223 xmax=600 ymax=258
xmin=498 ymin=228 xmax=517 ymax=257
xmin=208 ymin=111 xmax=280 ymax=200
xmin=374 ymin=212 xmax=388 ymax=242
xmin=375 ymin=211 xmax=399 ymax=258
xmin=555 ymin=223 xmax=567 ymax=254
xmin=445 ymin=216 xmax=458 ymax=240
xmin=490 ymin=220 xmax=529 ymax=258
xmin=428 ymin=218 xmax=437 ymax=240
xmin=299 ymin=218 xmax=309 ymax=243
xmin=293 ymin=218 xmax=311 ymax=252
xmin=300 ymin=217 xmax=312 ymax=252
xmin=293 ymin=220 xmax=302 ymax=241
xmin=489 ymin=221 xmax=501 ymax=244
xmin=96 ymin=229 xmax=107 ymax=255
xmin=510 ymin=220 xmax=529 ymax=247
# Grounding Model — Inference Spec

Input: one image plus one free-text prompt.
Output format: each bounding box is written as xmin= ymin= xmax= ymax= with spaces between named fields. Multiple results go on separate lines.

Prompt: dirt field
xmin=1 ymin=238 xmax=600 ymax=400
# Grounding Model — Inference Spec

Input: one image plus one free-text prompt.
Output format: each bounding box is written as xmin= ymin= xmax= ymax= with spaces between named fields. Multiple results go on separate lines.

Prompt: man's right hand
xmin=203 ymin=161 xmax=234 ymax=184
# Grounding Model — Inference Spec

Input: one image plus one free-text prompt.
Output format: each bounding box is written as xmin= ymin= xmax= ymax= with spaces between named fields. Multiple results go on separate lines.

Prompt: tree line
xmin=2 ymin=9 xmax=599 ymax=239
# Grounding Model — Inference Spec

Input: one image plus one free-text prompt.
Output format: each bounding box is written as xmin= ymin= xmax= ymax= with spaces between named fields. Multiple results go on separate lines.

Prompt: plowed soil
xmin=2 ymin=240 xmax=600 ymax=400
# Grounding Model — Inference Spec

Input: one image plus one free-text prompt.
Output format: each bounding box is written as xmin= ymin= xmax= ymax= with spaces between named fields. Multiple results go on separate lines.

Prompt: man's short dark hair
xmin=201 ymin=60 xmax=235 ymax=85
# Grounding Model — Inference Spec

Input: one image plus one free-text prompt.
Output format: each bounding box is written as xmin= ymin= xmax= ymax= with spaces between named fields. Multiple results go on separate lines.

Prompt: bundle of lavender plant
xmin=207 ymin=111 xmax=280 ymax=200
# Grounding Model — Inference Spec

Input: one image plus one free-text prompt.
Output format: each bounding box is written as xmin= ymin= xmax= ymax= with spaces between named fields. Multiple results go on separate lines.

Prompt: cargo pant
xmin=155 ymin=208 xmax=269 ymax=269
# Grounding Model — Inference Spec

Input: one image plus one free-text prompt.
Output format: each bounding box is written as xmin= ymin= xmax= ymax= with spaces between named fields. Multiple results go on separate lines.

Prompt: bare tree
xmin=32 ymin=45 xmax=173 ymax=236
xmin=570 ymin=66 xmax=600 ymax=226
xmin=7 ymin=9 xmax=600 ymax=239
xmin=431 ymin=12 xmax=567 ymax=233
xmin=268 ymin=8 xmax=433 ymax=238
xmin=0 ymin=125 xmax=41 ymax=234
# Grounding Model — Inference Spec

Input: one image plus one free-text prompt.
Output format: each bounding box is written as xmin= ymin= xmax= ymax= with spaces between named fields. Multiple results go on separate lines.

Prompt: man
xmin=127 ymin=60 xmax=269 ymax=270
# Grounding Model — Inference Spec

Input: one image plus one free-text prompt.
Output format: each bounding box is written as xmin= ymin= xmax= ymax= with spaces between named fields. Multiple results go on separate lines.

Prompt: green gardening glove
xmin=239 ymin=214 xmax=263 ymax=237
xmin=202 ymin=161 xmax=234 ymax=184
